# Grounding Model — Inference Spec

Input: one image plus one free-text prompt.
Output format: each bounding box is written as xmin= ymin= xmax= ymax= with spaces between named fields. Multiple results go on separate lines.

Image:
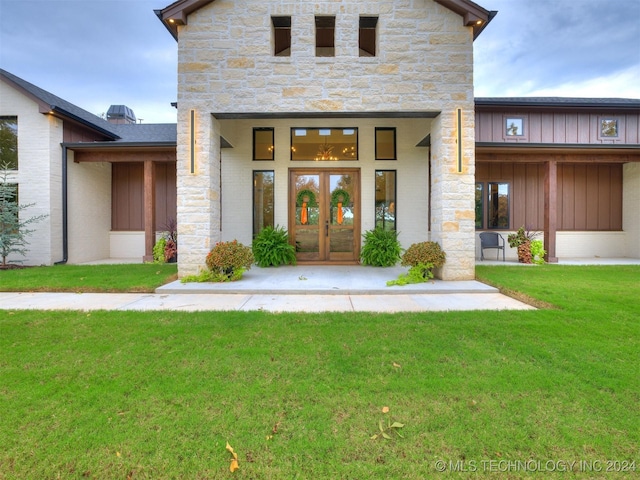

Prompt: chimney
xmin=106 ymin=105 xmax=137 ymax=124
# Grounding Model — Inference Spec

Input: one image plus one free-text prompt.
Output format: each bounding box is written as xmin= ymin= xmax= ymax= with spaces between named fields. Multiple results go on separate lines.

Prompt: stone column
xmin=176 ymin=107 xmax=221 ymax=277
xmin=429 ymin=108 xmax=476 ymax=280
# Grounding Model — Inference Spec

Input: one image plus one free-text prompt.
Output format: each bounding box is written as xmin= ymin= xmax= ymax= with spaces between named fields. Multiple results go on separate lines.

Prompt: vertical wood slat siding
xmin=476 ymin=111 xmax=640 ymax=144
xmin=111 ymin=163 xmax=177 ymax=231
xmin=477 ymin=162 xmax=623 ymax=231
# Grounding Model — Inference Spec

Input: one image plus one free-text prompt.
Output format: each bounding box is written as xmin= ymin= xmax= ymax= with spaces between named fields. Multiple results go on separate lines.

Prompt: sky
xmin=1 ymin=0 xmax=639 ymax=124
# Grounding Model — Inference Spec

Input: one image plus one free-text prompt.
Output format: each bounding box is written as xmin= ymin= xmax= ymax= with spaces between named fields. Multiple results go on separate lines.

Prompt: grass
xmin=0 ymin=265 xmax=639 ymax=478
xmin=0 ymin=264 xmax=177 ymax=293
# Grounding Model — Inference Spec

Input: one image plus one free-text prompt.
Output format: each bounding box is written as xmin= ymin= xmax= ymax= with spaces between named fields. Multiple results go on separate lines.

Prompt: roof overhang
xmin=157 ymin=0 xmax=495 ymax=41
xmin=211 ymin=111 xmax=440 ymax=119
xmin=476 ymin=142 xmax=640 ymax=160
xmin=433 ymin=0 xmax=496 ymax=39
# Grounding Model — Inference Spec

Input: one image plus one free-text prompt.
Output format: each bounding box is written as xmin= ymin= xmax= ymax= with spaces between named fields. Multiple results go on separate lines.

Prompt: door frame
xmin=288 ymin=168 xmax=361 ymax=264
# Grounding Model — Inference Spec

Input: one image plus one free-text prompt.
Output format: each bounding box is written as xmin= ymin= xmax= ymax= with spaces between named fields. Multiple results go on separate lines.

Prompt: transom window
xmin=600 ymin=118 xmax=618 ymax=137
xmin=505 ymin=118 xmax=524 ymax=137
xmin=375 ymin=128 xmax=396 ymax=160
xmin=291 ymin=128 xmax=358 ymax=161
xmin=253 ymin=128 xmax=274 ymax=161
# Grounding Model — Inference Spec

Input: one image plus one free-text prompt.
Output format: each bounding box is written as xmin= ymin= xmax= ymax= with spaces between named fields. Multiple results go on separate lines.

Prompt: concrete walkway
xmin=0 ymin=265 xmax=535 ymax=313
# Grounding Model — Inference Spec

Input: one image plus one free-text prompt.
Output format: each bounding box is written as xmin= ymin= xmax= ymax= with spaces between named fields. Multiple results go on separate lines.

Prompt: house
xmin=2 ymin=0 xmax=639 ymax=274
xmin=0 ymin=68 xmax=177 ymax=265
xmin=475 ymin=97 xmax=640 ymax=261
xmin=155 ymin=0 xmax=496 ymax=280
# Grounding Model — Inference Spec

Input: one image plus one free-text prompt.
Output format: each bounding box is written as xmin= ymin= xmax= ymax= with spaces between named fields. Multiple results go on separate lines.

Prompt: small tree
xmin=0 ymin=163 xmax=47 ymax=266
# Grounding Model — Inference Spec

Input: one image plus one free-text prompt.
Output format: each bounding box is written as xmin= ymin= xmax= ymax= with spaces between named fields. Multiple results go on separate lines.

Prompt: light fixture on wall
xmin=190 ymin=109 xmax=195 ymax=174
xmin=457 ymin=108 xmax=462 ymax=173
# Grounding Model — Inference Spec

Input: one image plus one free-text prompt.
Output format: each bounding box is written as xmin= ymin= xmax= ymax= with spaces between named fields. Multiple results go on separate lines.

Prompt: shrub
xmin=530 ymin=239 xmax=546 ymax=265
xmin=387 ymin=263 xmax=435 ymax=286
xmin=401 ymin=241 xmax=446 ymax=269
xmin=205 ymin=240 xmax=254 ymax=282
xmin=252 ymin=226 xmax=297 ymax=267
xmin=360 ymin=228 xmax=402 ymax=267
xmin=153 ymin=237 xmax=167 ymax=263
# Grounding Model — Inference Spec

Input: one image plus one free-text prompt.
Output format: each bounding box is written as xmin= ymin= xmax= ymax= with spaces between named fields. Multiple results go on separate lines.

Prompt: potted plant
xmin=507 ymin=226 xmax=539 ymax=264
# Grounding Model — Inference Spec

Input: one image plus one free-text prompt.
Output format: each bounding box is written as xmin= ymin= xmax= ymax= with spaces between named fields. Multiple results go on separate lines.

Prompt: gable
xmin=157 ymin=0 xmax=494 ymax=40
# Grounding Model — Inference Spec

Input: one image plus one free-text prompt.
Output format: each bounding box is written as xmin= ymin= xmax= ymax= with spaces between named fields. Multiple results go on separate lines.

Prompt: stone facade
xmin=175 ymin=0 xmax=479 ymax=280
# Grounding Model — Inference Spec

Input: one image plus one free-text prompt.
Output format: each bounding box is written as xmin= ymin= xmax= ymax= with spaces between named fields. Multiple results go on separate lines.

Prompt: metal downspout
xmin=55 ymin=145 xmax=68 ymax=264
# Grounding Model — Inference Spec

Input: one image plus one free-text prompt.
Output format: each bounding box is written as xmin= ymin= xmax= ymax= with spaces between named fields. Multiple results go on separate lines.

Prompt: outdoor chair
xmin=479 ymin=232 xmax=505 ymax=261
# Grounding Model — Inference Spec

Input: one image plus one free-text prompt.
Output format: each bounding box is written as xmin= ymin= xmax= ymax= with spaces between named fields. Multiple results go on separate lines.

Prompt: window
xmin=253 ymin=171 xmax=274 ymax=235
xmin=505 ymin=118 xmax=524 ymax=137
xmin=375 ymin=170 xmax=396 ymax=230
xmin=272 ymin=16 xmax=291 ymax=57
xmin=253 ymin=128 xmax=274 ymax=161
xmin=375 ymin=128 xmax=396 ymax=160
xmin=291 ymin=128 xmax=357 ymax=161
xmin=487 ymin=182 xmax=509 ymax=229
xmin=359 ymin=16 xmax=378 ymax=57
xmin=315 ymin=16 xmax=335 ymax=57
xmin=600 ymin=118 xmax=618 ymax=137
xmin=0 ymin=117 xmax=18 ymax=170
xmin=475 ymin=183 xmax=483 ymax=229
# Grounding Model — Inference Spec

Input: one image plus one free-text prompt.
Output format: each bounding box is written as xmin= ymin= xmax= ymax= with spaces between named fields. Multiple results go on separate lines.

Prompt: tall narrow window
xmin=272 ymin=16 xmax=291 ymax=57
xmin=487 ymin=182 xmax=509 ymax=229
xmin=375 ymin=170 xmax=396 ymax=231
xmin=359 ymin=16 xmax=378 ymax=57
xmin=475 ymin=183 xmax=484 ymax=229
xmin=0 ymin=116 xmax=18 ymax=170
xmin=315 ymin=16 xmax=335 ymax=57
xmin=253 ymin=128 xmax=274 ymax=161
xmin=375 ymin=128 xmax=396 ymax=160
xmin=253 ymin=171 xmax=274 ymax=235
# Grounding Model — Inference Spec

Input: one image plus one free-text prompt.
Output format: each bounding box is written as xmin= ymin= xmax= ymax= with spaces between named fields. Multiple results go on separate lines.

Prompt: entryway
xmin=289 ymin=169 xmax=360 ymax=263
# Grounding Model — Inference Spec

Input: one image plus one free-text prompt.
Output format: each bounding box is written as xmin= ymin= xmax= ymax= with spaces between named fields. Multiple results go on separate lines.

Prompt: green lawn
xmin=0 ymin=264 xmax=177 ymax=293
xmin=0 ymin=265 xmax=638 ymax=478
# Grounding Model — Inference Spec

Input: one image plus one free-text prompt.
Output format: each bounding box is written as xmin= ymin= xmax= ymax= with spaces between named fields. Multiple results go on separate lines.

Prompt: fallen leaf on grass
xmin=382 ymin=406 xmax=390 ymax=414
xmin=226 ymin=442 xmax=239 ymax=472
xmin=393 ymin=362 xmax=401 ymax=368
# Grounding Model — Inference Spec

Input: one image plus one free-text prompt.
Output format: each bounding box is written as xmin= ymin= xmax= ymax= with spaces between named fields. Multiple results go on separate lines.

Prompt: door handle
xmin=325 ymin=220 xmax=329 ymax=237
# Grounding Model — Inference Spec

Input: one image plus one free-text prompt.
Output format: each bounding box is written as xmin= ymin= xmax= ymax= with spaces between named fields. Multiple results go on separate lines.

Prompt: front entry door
xmin=290 ymin=169 xmax=360 ymax=263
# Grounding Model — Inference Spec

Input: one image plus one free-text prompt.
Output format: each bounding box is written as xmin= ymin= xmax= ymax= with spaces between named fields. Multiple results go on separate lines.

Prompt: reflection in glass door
xmin=290 ymin=169 xmax=360 ymax=263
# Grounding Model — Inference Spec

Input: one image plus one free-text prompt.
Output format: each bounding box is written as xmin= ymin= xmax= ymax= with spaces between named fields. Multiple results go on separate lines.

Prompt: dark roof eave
xmin=63 ymin=141 xmax=176 ymax=150
xmin=475 ymin=97 xmax=640 ymax=110
xmin=51 ymin=106 xmax=120 ymax=140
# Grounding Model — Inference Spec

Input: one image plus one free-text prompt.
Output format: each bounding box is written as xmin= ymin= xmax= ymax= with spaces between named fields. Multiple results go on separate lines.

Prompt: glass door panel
xmin=290 ymin=169 xmax=360 ymax=263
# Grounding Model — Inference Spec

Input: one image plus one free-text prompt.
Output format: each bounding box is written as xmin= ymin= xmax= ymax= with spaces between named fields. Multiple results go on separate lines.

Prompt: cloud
xmin=475 ymin=0 xmax=640 ymax=98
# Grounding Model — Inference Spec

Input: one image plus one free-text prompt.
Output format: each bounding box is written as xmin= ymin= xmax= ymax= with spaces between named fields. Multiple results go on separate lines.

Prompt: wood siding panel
xmin=475 ymin=109 xmax=640 ymax=144
xmin=112 ymin=162 xmax=177 ymax=231
xmin=478 ymin=160 xmax=623 ymax=232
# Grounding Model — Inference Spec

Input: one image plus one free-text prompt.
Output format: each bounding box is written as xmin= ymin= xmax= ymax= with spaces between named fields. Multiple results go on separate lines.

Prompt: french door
xmin=289 ymin=169 xmax=360 ymax=263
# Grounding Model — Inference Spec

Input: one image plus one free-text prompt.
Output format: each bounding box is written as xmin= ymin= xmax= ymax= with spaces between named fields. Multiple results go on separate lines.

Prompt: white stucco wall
xmin=623 ymin=162 xmax=640 ymax=258
xmin=176 ymin=0 xmax=477 ymax=279
xmin=66 ymin=154 xmax=112 ymax=264
xmin=0 ymin=79 xmax=62 ymax=265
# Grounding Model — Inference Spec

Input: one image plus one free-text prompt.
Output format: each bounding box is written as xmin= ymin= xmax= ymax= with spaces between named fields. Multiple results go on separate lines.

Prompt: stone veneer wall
xmin=175 ymin=0 xmax=477 ymax=280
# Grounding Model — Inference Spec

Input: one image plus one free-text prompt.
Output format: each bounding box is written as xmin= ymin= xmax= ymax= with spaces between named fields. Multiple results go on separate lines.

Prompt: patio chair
xmin=479 ymin=232 xmax=505 ymax=261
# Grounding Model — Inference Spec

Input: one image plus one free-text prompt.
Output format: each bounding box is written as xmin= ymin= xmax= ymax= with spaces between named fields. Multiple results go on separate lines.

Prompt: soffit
xmin=157 ymin=0 xmax=495 ymax=40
